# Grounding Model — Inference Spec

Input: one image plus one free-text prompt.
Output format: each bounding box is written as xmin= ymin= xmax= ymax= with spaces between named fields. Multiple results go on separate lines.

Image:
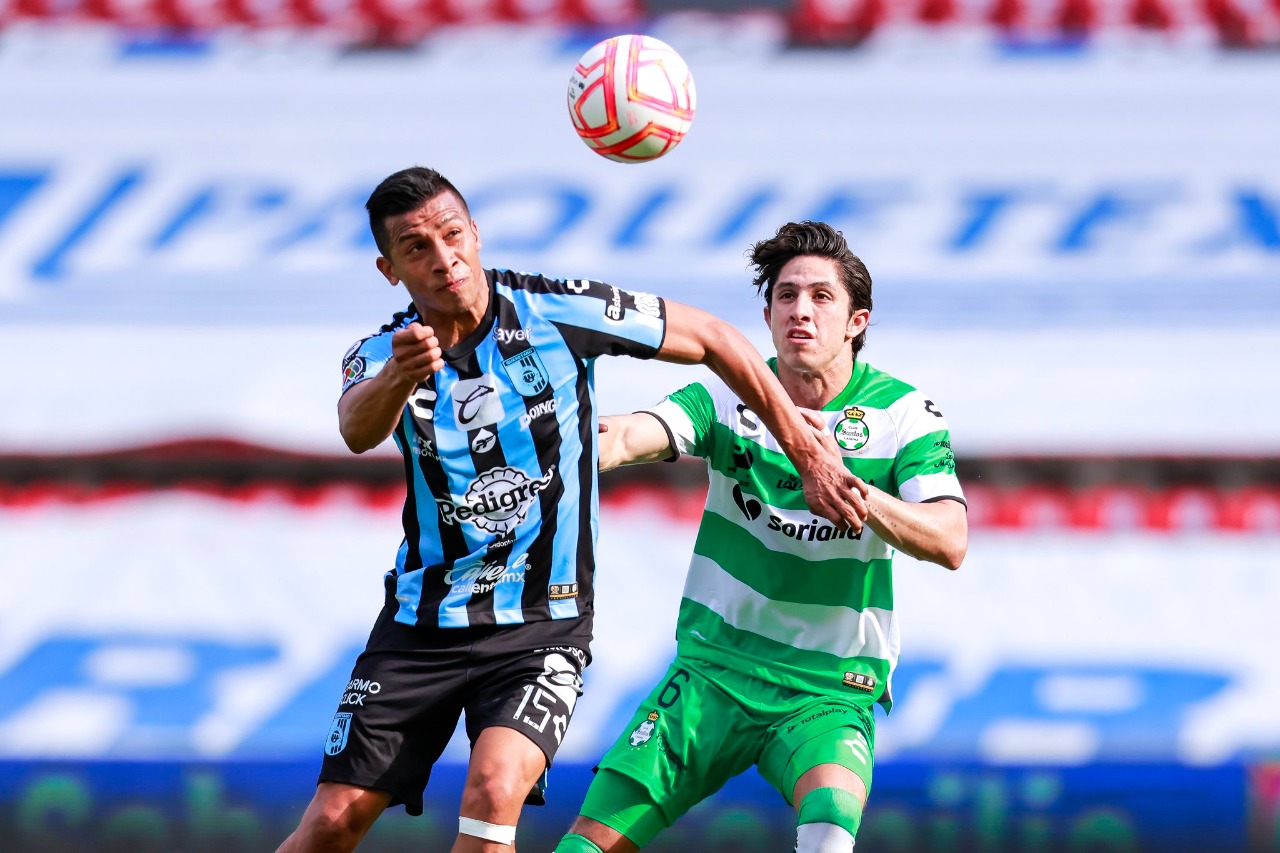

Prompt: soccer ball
xmin=567 ymin=34 xmax=697 ymax=164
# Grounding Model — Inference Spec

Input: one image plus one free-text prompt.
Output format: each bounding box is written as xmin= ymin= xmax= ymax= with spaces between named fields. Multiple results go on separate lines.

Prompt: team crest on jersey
xmin=325 ymin=712 xmax=353 ymax=755
xmin=502 ymin=349 xmax=549 ymax=397
xmin=834 ymin=407 xmax=870 ymax=453
xmin=629 ymin=711 xmax=659 ymax=747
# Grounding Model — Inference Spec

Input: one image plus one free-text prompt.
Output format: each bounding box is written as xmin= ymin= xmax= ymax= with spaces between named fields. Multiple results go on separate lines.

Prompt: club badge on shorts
xmin=326 ymin=712 xmax=353 ymax=755
xmin=629 ymin=711 xmax=659 ymax=747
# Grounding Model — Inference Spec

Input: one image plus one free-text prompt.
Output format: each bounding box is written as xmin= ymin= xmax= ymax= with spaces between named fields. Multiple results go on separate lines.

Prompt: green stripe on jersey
xmin=808 ymin=359 xmax=916 ymax=412
xmin=895 ymin=429 xmax=956 ymax=485
xmin=695 ymin=511 xmax=894 ymax=610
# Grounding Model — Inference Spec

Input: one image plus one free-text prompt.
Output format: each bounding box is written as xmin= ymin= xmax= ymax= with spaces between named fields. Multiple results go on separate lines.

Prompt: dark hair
xmin=749 ymin=220 xmax=873 ymax=357
xmin=365 ymin=166 xmax=470 ymax=258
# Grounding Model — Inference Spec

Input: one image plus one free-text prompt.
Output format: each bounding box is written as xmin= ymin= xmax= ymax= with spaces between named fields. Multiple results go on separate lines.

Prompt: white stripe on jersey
xmin=682 ymin=553 xmax=900 ymax=664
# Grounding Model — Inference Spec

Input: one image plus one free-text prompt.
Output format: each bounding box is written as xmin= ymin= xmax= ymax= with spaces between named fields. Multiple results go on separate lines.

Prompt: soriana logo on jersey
xmin=436 ymin=466 xmax=557 ymax=533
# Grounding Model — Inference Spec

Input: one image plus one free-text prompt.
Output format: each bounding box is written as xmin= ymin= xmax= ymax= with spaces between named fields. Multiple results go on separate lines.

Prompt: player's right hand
xmin=796 ymin=409 xmax=870 ymax=532
xmin=389 ymin=322 xmax=444 ymax=384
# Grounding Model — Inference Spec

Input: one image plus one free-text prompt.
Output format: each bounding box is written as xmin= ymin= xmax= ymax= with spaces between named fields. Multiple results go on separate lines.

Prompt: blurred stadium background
xmin=1 ymin=0 xmax=1278 ymax=849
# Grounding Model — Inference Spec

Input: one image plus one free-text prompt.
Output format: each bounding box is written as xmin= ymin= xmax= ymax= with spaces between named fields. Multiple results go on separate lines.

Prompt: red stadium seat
xmin=987 ymin=0 xmax=1027 ymax=33
xmin=917 ymin=0 xmax=958 ymax=26
xmin=1201 ymin=0 xmax=1258 ymax=46
xmin=1068 ymin=486 xmax=1151 ymax=530
xmin=1130 ymin=0 xmax=1175 ymax=30
xmin=355 ymin=0 xmax=432 ymax=46
xmin=1218 ymin=487 xmax=1280 ymax=532
xmin=1055 ymin=0 xmax=1097 ymax=36
xmin=789 ymin=0 xmax=888 ymax=46
xmin=997 ymin=486 xmax=1074 ymax=529
xmin=1146 ymin=487 xmax=1221 ymax=531
xmin=562 ymin=0 xmax=638 ymax=25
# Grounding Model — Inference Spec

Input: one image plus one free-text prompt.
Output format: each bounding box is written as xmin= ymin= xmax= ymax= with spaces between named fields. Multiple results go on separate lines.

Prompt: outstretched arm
xmin=656 ymin=301 xmax=869 ymax=531
xmin=597 ymin=413 xmax=675 ymax=472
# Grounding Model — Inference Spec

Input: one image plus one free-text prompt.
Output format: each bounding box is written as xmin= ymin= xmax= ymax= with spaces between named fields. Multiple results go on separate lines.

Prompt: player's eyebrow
xmin=392 ymin=211 xmax=463 ymax=245
xmin=777 ymin=278 xmax=835 ymax=290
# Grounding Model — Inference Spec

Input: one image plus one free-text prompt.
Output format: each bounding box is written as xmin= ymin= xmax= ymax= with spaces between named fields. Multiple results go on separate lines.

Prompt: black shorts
xmin=317 ymin=604 xmax=592 ymax=815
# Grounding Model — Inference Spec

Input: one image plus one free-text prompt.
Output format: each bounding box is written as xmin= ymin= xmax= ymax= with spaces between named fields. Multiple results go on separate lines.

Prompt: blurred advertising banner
xmin=0 ymin=40 xmax=1276 ymax=328
xmin=1 ymin=40 xmax=1278 ymax=456
xmin=0 ymin=760 xmax=1256 ymax=852
xmin=0 ymin=498 xmax=1277 ymax=767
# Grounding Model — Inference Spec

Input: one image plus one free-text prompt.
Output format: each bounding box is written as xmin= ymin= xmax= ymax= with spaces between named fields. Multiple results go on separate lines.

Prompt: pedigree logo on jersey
xmin=451 ymin=376 xmax=505 ymax=429
xmin=437 ymin=465 xmax=557 ymax=533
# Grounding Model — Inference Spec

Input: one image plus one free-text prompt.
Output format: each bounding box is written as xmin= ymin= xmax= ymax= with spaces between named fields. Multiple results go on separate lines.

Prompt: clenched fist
xmin=390 ymin=322 xmax=445 ymax=384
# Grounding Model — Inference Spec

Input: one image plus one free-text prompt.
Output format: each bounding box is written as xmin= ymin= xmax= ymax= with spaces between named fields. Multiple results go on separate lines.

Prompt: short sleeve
xmin=510 ymin=276 xmax=667 ymax=361
xmin=645 ymin=381 xmax=715 ymax=460
xmin=889 ymin=392 xmax=966 ymax=505
xmin=340 ymin=333 xmax=394 ymax=396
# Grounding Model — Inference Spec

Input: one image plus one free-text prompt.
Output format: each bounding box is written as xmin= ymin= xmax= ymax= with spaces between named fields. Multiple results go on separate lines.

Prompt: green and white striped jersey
xmin=646 ymin=358 xmax=964 ymax=711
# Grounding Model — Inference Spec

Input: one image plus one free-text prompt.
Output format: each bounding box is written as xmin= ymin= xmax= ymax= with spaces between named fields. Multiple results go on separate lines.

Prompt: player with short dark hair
xmin=556 ymin=220 xmax=968 ymax=853
xmin=274 ymin=174 xmax=868 ymax=853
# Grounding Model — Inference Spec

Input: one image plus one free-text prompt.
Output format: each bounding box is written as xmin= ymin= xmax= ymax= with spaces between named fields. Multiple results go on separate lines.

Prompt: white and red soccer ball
xmin=567 ymin=34 xmax=697 ymax=164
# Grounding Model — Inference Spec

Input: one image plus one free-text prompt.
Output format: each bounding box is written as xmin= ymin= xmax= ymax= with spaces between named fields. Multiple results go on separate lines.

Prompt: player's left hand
xmin=799 ymin=409 xmax=840 ymax=457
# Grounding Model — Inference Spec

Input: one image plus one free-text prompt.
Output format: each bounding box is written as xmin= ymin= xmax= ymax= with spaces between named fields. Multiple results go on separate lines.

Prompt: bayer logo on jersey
xmin=503 ymin=349 xmax=550 ymax=397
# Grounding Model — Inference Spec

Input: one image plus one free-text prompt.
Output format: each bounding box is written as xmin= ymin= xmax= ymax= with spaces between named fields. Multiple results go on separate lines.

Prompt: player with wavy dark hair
xmin=557 ymin=220 xmax=968 ymax=853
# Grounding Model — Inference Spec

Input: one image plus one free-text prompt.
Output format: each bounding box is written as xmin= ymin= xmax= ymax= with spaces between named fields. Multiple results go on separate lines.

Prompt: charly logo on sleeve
xmin=436 ymin=465 xmax=557 ymax=533
xmin=409 ymin=384 xmax=437 ymax=421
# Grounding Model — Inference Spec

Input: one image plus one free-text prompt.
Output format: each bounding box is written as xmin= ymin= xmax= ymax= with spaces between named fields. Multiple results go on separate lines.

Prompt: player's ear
xmin=847 ymin=307 xmax=870 ymax=338
xmin=471 ymin=219 xmax=481 ymax=252
xmin=763 ymin=305 xmax=771 ymax=329
xmin=376 ymin=256 xmax=400 ymax=287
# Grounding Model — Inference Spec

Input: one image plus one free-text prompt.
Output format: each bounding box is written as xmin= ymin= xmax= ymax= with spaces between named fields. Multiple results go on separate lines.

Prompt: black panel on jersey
xmin=453 ymin=342 xmax=511 ymax=627
xmin=492 ymin=290 xmax=568 ymax=622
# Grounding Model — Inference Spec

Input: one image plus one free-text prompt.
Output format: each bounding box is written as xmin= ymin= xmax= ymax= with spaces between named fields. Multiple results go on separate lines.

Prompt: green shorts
xmin=583 ymin=656 xmax=876 ymax=847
